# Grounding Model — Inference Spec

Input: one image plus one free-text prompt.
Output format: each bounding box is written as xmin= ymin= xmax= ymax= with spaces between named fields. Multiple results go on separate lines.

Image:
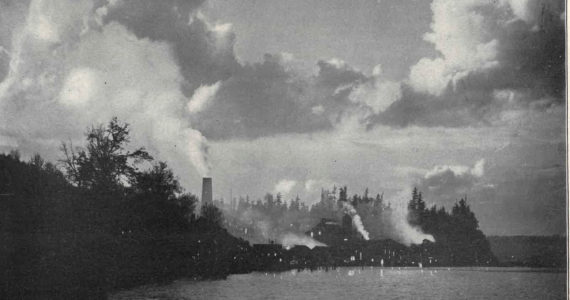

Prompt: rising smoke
xmin=218 ymin=186 xmax=437 ymax=248
xmin=391 ymin=205 xmax=435 ymax=246
xmin=339 ymin=201 xmax=370 ymax=240
xmin=281 ymin=233 xmax=326 ymax=249
xmin=220 ymin=205 xmax=326 ymax=249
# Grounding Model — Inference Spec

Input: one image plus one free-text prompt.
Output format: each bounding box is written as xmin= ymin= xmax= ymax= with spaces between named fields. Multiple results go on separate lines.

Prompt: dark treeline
xmin=0 ymin=118 xmax=250 ymax=299
xmin=406 ymin=188 xmax=497 ymax=266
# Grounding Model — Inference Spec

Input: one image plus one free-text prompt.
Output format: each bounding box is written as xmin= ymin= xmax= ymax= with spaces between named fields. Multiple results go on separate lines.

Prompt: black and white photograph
xmin=0 ymin=0 xmax=567 ymax=299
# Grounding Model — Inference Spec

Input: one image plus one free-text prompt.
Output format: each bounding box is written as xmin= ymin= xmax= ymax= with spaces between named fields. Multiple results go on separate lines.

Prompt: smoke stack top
xmin=201 ymin=177 xmax=213 ymax=204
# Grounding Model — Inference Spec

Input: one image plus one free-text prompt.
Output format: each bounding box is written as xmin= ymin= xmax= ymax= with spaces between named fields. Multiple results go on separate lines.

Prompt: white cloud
xmin=349 ymin=78 xmax=401 ymax=114
xmin=25 ymin=0 xmax=93 ymax=44
xmin=424 ymin=159 xmax=485 ymax=179
xmin=424 ymin=164 xmax=469 ymax=179
xmin=27 ymin=0 xmax=60 ymax=43
xmin=213 ymin=23 xmax=233 ymax=36
xmin=0 ymin=5 xmax=212 ymax=181
xmin=408 ymin=57 xmax=449 ymax=96
xmin=274 ymin=179 xmax=297 ymax=195
xmin=187 ymin=81 xmax=221 ymax=114
xmin=501 ymin=0 xmax=540 ymax=24
xmin=471 ymin=159 xmax=485 ymax=177
xmin=326 ymin=58 xmax=347 ymax=69
xmin=408 ymin=0 xmax=500 ymax=96
xmin=311 ymin=105 xmax=324 ymax=115
xmin=59 ymin=67 xmax=99 ymax=107
xmin=305 ymin=178 xmax=337 ymax=193
xmin=371 ymin=64 xmax=382 ymax=77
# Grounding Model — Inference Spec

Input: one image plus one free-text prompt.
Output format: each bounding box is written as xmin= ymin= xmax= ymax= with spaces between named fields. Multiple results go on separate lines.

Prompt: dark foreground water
xmin=110 ymin=267 xmax=566 ymax=300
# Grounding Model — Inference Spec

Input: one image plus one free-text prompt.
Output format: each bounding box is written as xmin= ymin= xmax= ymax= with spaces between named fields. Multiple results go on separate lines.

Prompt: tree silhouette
xmin=60 ymin=117 xmax=152 ymax=190
xmin=200 ymin=202 xmax=224 ymax=229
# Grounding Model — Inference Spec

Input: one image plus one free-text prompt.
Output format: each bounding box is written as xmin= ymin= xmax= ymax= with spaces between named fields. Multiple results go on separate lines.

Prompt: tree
xmin=451 ymin=198 xmax=479 ymax=231
xmin=407 ymin=187 xmax=426 ymax=226
xmin=29 ymin=153 xmax=44 ymax=169
xmin=123 ymin=162 xmax=194 ymax=232
xmin=200 ymin=203 xmax=223 ymax=228
xmin=134 ymin=162 xmax=180 ymax=198
xmin=338 ymin=186 xmax=348 ymax=202
xmin=408 ymin=187 xmax=419 ymax=211
xmin=60 ymin=117 xmax=152 ymax=190
xmin=289 ymin=195 xmax=301 ymax=212
xmin=374 ymin=193 xmax=384 ymax=209
xmin=177 ymin=193 xmax=198 ymax=223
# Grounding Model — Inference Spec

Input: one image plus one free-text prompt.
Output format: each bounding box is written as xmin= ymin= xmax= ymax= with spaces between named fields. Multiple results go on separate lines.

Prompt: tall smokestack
xmin=201 ymin=177 xmax=212 ymax=204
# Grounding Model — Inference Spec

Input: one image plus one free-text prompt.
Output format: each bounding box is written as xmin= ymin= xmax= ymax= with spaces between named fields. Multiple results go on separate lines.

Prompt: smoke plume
xmin=340 ymin=201 xmax=370 ymax=240
xmin=219 ymin=200 xmax=327 ymax=249
xmin=391 ymin=203 xmax=435 ymax=246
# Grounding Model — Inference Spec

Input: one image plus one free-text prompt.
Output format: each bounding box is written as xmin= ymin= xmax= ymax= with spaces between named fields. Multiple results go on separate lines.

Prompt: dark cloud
xmin=315 ymin=59 xmax=366 ymax=88
xmin=370 ymin=0 xmax=565 ymax=129
xmin=192 ymin=54 xmax=332 ymax=139
xmin=494 ymin=15 xmax=565 ymax=99
xmin=102 ymin=2 xmax=372 ymax=140
xmin=414 ymin=161 xmax=484 ymax=206
xmin=310 ymin=60 xmax=368 ymax=125
xmin=104 ymin=0 xmax=240 ymax=95
xmin=102 ymin=0 xmax=565 ymax=139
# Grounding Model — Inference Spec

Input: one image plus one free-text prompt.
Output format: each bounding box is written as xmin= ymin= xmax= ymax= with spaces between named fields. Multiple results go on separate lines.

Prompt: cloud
xmin=471 ymin=159 xmax=485 ymax=177
xmin=311 ymin=105 xmax=325 ymax=115
xmin=0 ymin=0 xmax=564 ymax=237
xmin=0 ymin=2 xmax=211 ymax=181
xmin=374 ymin=0 xmax=565 ymax=129
xmin=191 ymin=54 xmax=332 ymax=139
xmin=1 ymin=1 xmax=563 ymax=144
xmin=409 ymin=0 xmax=500 ymax=96
xmin=416 ymin=159 xmax=486 ymax=204
xmin=349 ymin=75 xmax=401 ymax=114
xmin=298 ymin=1 xmax=562 ymax=134
xmin=315 ymin=59 xmax=366 ymax=88
xmin=59 ymin=67 xmax=99 ymax=107
xmin=102 ymin=0 xmax=240 ymax=94
xmin=424 ymin=159 xmax=485 ymax=179
xmin=187 ymin=81 xmax=221 ymax=114
xmin=274 ymin=179 xmax=297 ymax=195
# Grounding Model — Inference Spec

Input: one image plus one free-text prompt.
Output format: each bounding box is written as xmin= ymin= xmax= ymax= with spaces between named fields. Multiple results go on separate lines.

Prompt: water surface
xmin=111 ymin=267 xmax=566 ymax=299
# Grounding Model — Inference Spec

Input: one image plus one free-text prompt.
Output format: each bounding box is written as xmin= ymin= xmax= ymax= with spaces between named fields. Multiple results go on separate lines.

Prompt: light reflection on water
xmin=111 ymin=267 xmax=566 ymax=300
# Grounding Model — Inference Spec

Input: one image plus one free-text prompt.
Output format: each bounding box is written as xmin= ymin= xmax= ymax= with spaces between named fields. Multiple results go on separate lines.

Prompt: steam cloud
xmin=280 ymin=233 xmax=326 ymax=250
xmin=221 ymin=205 xmax=326 ymax=249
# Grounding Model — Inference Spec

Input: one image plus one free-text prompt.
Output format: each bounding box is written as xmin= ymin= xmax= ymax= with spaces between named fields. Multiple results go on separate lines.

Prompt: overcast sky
xmin=0 ymin=0 xmax=565 ymax=236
